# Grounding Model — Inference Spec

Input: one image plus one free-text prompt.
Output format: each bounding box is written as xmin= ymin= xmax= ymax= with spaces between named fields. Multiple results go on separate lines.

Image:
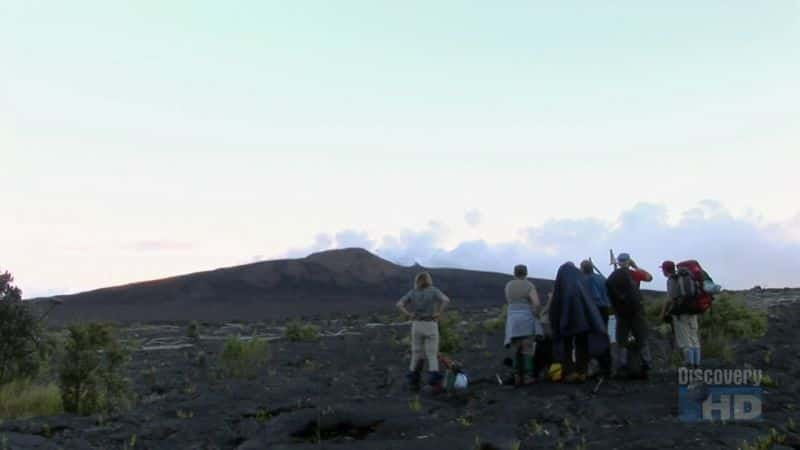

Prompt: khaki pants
xmin=410 ymin=321 xmax=439 ymax=372
xmin=673 ymin=314 xmax=699 ymax=349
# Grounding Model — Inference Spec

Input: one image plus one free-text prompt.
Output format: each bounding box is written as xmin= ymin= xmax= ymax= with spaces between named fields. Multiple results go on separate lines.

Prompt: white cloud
xmin=464 ymin=209 xmax=482 ymax=227
xmin=291 ymin=202 xmax=800 ymax=289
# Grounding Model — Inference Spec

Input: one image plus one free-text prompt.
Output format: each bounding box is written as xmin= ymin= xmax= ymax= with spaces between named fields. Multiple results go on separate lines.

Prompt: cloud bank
xmin=286 ymin=202 xmax=800 ymax=290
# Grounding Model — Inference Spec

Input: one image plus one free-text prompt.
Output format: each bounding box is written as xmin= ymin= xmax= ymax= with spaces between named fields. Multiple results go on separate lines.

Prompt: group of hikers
xmin=396 ymin=252 xmax=719 ymax=392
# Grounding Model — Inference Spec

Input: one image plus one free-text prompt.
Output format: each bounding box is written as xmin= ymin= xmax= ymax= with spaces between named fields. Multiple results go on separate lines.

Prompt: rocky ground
xmin=3 ymin=290 xmax=800 ymax=450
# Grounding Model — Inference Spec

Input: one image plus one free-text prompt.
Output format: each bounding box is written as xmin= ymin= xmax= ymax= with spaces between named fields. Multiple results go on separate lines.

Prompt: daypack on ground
xmin=673 ymin=260 xmax=720 ymax=314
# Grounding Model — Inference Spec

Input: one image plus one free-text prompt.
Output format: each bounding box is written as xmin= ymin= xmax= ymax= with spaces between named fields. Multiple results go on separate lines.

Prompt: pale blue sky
xmin=2 ymin=1 xmax=798 ymax=295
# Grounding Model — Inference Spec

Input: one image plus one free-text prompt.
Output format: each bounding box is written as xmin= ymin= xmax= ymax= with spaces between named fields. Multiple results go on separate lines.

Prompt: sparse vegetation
xmin=761 ymin=373 xmax=778 ymax=388
xmin=482 ymin=305 xmax=507 ymax=333
xmin=763 ymin=349 xmax=773 ymax=365
xmin=738 ymin=428 xmax=786 ymax=450
xmin=186 ymin=321 xmax=200 ymax=340
xmin=221 ymin=336 xmax=269 ymax=378
xmin=701 ymin=293 xmax=767 ymax=340
xmin=527 ymin=419 xmax=547 ymax=436
xmin=701 ymin=333 xmax=735 ymax=362
xmin=645 ymin=292 xmax=767 ymax=362
xmin=438 ymin=311 xmax=465 ymax=354
xmin=58 ymin=323 xmax=130 ymax=415
xmin=702 ymin=293 xmax=767 ymax=361
xmin=408 ymin=395 xmax=421 ymax=413
xmin=0 ymin=380 xmax=62 ymax=419
xmin=284 ymin=322 xmax=320 ymax=342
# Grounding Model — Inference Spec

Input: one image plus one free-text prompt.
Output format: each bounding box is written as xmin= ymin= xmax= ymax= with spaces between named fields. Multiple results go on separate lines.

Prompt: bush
xmin=700 ymin=292 xmax=767 ymax=340
xmin=187 ymin=321 xmax=200 ymax=340
xmin=0 ymin=380 xmax=62 ymax=419
xmin=0 ymin=270 xmax=52 ymax=385
xmin=284 ymin=322 xmax=320 ymax=342
xmin=58 ymin=323 xmax=130 ymax=415
xmin=438 ymin=311 xmax=464 ymax=354
xmin=221 ymin=336 xmax=269 ymax=378
xmin=482 ymin=305 xmax=507 ymax=333
xmin=700 ymin=293 xmax=767 ymax=361
xmin=643 ymin=295 xmax=667 ymax=326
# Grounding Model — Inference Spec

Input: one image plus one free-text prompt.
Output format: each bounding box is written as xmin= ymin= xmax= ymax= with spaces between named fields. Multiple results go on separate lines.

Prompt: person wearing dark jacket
xmin=549 ymin=262 xmax=609 ymax=383
xmin=606 ymin=252 xmax=653 ymax=379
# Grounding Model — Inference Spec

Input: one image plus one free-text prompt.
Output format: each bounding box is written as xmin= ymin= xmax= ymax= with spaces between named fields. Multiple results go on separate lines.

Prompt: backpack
xmin=606 ymin=268 xmax=641 ymax=318
xmin=673 ymin=260 xmax=716 ymax=314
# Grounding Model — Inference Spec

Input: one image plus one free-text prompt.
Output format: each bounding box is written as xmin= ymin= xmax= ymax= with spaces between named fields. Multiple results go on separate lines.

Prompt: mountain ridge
xmin=37 ymin=248 xmax=555 ymax=323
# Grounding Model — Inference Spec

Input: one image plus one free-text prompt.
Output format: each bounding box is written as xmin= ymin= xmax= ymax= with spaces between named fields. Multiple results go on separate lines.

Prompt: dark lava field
xmin=3 ymin=292 xmax=800 ymax=450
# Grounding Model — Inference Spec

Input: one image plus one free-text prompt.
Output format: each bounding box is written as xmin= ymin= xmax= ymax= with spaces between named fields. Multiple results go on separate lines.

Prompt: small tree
xmin=0 ymin=270 xmax=48 ymax=385
xmin=59 ymin=323 xmax=130 ymax=415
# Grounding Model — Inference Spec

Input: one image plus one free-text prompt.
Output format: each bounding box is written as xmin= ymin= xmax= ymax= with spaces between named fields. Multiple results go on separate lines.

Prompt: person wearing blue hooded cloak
xmin=549 ymin=262 xmax=609 ymax=383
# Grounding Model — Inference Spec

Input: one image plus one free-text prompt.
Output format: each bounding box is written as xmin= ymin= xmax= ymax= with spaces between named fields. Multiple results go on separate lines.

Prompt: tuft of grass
xmin=284 ymin=322 xmax=320 ymax=342
xmin=408 ymin=395 xmax=421 ymax=413
xmin=186 ymin=321 xmax=200 ymax=340
xmin=761 ymin=374 xmax=778 ymax=388
xmin=739 ymin=428 xmax=786 ymax=450
xmin=122 ymin=434 xmax=137 ymax=450
xmin=221 ymin=336 xmax=270 ymax=378
xmin=527 ymin=419 xmax=546 ymax=436
xmin=0 ymin=380 xmax=63 ymax=419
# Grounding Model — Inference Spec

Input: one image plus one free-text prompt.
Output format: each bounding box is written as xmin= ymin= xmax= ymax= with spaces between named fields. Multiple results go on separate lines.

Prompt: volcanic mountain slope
xmin=41 ymin=248 xmax=555 ymax=323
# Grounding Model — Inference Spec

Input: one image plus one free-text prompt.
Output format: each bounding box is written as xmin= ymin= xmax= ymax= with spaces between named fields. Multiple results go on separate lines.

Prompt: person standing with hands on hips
xmin=396 ymin=272 xmax=451 ymax=392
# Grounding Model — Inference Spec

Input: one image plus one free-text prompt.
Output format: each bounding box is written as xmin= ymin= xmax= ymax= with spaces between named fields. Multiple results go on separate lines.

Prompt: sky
xmin=2 ymin=1 xmax=798 ymax=297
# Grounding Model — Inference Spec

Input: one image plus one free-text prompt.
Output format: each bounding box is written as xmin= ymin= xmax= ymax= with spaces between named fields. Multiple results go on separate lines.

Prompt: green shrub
xmin=699 ymin=293 xmax=767 ymax=361
xmin=187 ymin=321 xmax=200 ymax=340
xmin=643 ymin=295 xmax=667 ymax=326
xmin=700 ymin=292 xmax=767 ymax=340
xmin=0 ymin=380 xmax=62 ymax=419
xmin=438 ymin=311 xmax=464 ymax=354
xmin=58 ymin=323 xmax=130 ymax=415
xmin=0 ymin=270 xmax=52 ymax=385
xmin=221 ymin=336 xmax=269 ymax=378
xmin=702 ymin=333 xmax=735 ymax=362
xmin=284 ymin=322 xmax=320 ymax=342
xmin=482 ymin=305 xmax=507 ymax=333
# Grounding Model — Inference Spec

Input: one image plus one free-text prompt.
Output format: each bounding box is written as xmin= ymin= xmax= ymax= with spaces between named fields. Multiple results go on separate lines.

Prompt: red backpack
xmin=674 ymin=260 xmax=714 ymax=314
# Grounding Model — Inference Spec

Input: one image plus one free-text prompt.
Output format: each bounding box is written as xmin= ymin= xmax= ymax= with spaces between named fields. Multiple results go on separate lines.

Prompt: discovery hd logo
xmin=678 ymin=368 xmax=764 ymax=422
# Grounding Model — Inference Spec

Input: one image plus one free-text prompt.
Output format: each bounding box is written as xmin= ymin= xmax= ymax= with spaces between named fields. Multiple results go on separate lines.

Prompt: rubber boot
xmin=523 ymin=355 xmax=536 ymax=384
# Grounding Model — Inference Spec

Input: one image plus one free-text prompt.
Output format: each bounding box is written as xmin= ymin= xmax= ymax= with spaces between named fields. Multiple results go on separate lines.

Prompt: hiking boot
xmin=406 ymin=371 xmax=421 ymax=391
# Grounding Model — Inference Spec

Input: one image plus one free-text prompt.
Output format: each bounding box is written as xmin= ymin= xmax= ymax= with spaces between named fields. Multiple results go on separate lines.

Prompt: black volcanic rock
xmin=40 ymin=248 xmax=554 ymax=323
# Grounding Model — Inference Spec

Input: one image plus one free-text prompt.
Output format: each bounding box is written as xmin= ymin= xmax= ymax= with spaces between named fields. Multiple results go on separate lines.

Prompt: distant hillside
xmin=37 ymin=248 xmax=555 ymax=323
